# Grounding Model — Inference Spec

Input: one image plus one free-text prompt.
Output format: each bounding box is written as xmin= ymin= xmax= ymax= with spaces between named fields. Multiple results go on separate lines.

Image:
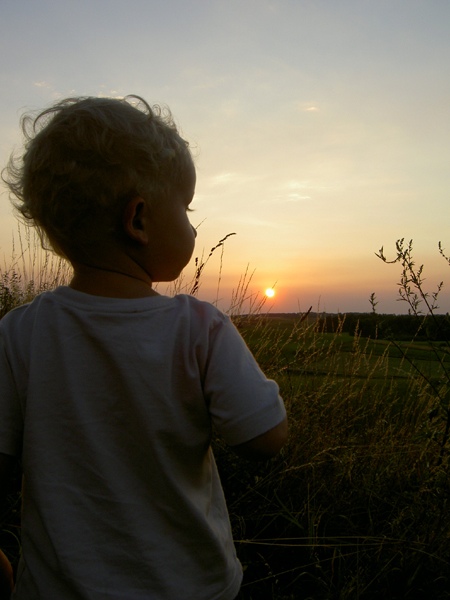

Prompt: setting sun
xmin=265 ymin=288 xmax=275 ymax=298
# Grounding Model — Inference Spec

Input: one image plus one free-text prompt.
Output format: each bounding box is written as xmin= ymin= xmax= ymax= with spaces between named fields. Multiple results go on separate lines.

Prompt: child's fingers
xmin=0 ymin=549 xmax=14 ymax=599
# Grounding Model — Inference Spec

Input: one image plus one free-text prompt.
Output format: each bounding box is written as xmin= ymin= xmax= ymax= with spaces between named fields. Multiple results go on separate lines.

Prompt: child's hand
xmin=0 ymin=549 xmax=13 ymax=599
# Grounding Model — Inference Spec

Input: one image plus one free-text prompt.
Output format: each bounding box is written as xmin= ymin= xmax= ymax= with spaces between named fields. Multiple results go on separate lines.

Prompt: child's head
xmin=2 ymin=95 xmax=194 ymax=262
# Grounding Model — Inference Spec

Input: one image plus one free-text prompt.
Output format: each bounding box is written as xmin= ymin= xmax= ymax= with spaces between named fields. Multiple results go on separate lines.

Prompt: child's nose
xmin=192 ymin=225 xmax=197 ymax=238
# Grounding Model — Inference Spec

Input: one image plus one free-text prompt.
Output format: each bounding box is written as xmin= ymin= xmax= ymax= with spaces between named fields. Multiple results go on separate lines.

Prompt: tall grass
xmin=217 ymin=317 xmax=449 ymax=598
xmin=1 ymin=233 xmax=450 ymax=598
xmin=0 ymin=227 xmax=71 ymax=319
xmin=220 ymin=239 xmax=450 ymax=599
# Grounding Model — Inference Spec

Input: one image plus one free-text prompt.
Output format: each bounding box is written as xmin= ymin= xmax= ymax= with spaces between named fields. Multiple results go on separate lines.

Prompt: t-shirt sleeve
xmin=0 ymin=331 xmax=23 ymax=457
xmin=202 ymin=314 xmax=286 ymax=446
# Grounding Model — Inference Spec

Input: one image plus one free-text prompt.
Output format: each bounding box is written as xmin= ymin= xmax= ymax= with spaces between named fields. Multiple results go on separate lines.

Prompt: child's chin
xmin=159 ymin=268 xmax=185 ymax=283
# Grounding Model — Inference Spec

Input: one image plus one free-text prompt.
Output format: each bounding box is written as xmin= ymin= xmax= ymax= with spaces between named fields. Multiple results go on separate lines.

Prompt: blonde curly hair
xmin=2 ymin=95 xmax=192 ymax=258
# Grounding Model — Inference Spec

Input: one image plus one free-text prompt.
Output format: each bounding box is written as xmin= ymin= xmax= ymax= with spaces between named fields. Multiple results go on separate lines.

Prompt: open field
xmin=217 ymin=313 xmax=450 ymax=599
xmin=238 ymin=313 xmax=449 ymax=390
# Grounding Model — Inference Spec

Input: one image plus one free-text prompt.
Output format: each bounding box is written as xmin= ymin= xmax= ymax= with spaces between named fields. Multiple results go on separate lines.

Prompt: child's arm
xmin=0 ymin=453 xmax=16 ymax=599
xmin=231 ymin=416 xmax=288 ymax=461
xmin=203 ymin=308 xmax=288 ymax=461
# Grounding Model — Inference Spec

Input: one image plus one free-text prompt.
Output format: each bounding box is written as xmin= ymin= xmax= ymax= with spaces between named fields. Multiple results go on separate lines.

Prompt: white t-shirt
xmin=0 ymin=288 xmax=286 ymax=599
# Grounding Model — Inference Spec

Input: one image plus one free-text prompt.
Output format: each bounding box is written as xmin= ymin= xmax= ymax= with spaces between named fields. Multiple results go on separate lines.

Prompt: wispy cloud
xmin=296 ymin=102 xmax=320 ymax=112
xmin=285 ymin=180 xmax=310 ymax=190
xmin=267 ymin=179 xmax=313 ymax=203
xmin=285 ymin=193 xmax=311 ymax=202
xmin=208 ymin=172 xmax=260 ymax=187
xmin=210 ymin=172 xmax=237 ymax=185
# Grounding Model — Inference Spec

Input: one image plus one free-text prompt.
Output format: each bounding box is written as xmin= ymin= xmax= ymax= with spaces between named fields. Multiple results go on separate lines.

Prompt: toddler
xmin=0 ymin=95 xmax=287 ymax=599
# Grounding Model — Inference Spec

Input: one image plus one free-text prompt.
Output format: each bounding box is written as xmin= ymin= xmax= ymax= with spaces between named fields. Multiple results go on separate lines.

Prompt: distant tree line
xmin=317 ymin=313 xmax=450 ymax=341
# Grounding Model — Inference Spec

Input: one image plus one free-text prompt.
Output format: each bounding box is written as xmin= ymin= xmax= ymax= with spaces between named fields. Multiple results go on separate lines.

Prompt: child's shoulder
xmin=0 ymin=290 xmax=231 ymax=339
xmin=0 ymin=290 xmax=49 ymax=327
xmin=172 ymin=294 xmax=229 ymax=327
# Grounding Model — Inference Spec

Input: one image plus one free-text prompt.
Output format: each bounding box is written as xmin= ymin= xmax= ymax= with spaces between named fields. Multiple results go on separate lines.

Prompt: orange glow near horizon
xmin=0 ymin=3 xmax=449 ymax=318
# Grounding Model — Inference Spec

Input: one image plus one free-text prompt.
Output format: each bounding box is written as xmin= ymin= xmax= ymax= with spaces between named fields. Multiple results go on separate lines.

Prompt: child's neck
xmin=70 ymin=263 xmax=158 ymax=299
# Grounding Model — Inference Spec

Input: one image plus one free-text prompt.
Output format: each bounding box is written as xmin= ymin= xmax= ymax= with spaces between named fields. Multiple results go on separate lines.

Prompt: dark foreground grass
xmin=220 ymin=314 xmax=450 ymax=599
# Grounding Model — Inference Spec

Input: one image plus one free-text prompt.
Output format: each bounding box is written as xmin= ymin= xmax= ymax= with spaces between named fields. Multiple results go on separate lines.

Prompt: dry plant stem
xmin=159 ymin=232 xmax=236 ymax=299
xmin=214 ymin=242 xmax=226 ymax=307
xmin=228 ymin=265 xmax=270 ymax=317
xmin=376 ymin=238 xmax=450 ymax=466
xmin=190 ymin=233 xmax=236 ymax=297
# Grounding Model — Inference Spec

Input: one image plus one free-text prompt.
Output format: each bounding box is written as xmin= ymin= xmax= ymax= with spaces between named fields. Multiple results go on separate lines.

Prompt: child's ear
xmin=123 ymin=196 xmax=149 ymax=245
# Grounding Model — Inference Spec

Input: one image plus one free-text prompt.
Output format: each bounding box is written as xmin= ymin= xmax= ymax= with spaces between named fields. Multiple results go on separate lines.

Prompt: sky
xmin=1 ymin=0 xmax=450 ymax=314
